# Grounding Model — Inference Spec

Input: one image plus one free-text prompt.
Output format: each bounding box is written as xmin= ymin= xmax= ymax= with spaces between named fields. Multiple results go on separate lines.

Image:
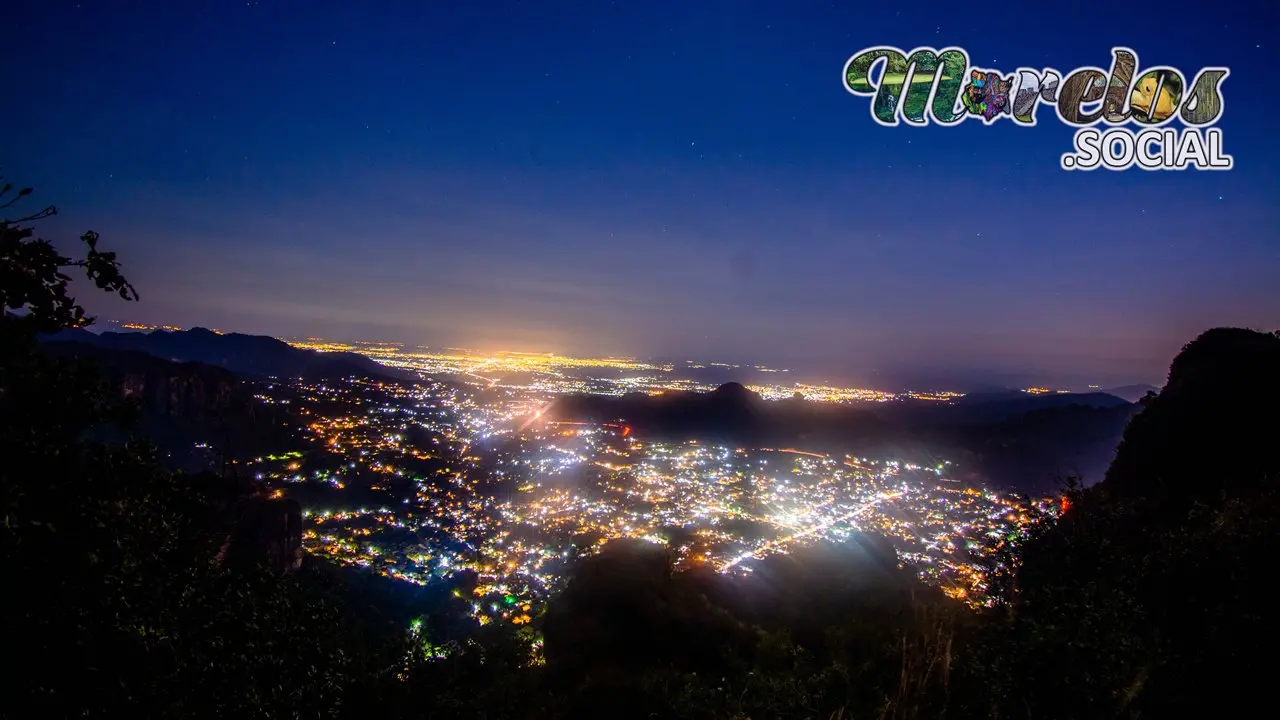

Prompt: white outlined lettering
xmin=1061 ymin=128 xmax=1233 ymax=171
xmin=845 ymin=47 xmax=1232 ymax=171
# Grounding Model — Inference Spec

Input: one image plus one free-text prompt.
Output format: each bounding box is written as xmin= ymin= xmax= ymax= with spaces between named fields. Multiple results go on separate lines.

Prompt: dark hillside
xmin=1005 ymin=328 xmax=1280 ymax=717
xmin=45 ymin=326 xmax=415 ymax=382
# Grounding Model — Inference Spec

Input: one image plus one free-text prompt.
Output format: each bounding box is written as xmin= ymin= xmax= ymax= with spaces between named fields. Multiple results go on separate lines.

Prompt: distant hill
xmin=549 ymin=382 xmax=893 ymax=449
xmin=917 ymin=403 xmax=1137 ymax=494
xmin=549 ymin=383 xmax=1135 ymax=493
xmin=1102 ymin=383 xmax=1160 ymax=402
xmin=44 ymin=326 xmax=416 ymax=382
xmin=876 ymin=391 xmax=1130 ymax=426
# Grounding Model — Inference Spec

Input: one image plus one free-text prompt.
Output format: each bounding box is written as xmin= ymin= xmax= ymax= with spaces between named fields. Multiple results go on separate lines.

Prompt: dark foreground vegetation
xmin=4 ymin=183 xmax=1278 ymax=718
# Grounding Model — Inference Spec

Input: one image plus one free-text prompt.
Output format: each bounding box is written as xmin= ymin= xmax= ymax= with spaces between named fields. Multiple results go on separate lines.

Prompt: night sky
xmin=7 ymin=0 xmax=1278 ymax=388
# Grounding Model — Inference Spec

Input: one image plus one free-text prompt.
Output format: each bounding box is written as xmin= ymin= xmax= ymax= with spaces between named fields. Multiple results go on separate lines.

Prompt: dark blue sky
xmin=6 ymin=0 xmax=1278 ymax=387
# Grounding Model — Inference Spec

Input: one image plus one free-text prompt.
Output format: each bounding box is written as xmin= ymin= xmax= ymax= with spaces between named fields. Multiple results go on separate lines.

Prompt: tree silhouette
xmin=0 ymin=176 xmax=137 ymax=336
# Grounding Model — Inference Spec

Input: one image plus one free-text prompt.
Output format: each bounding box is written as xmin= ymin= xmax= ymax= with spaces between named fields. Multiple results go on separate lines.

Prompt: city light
xmin=245 ymin=370 xmax=1056 ymax=627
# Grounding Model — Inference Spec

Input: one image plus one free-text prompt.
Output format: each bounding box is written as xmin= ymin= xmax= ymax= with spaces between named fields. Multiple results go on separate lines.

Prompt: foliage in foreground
xmin=1 ymin=182 xmax=393 ymax=719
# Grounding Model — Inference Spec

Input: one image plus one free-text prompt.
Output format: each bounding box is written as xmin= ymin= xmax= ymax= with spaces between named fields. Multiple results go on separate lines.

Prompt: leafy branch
xmin=0 ymin=176 xmax=138 ymax=334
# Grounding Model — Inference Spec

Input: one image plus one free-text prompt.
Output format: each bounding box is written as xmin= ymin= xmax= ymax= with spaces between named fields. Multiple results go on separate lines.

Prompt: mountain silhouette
xmin=1103 ymin=327 xmax=1280 ymax=506
xmin=877 ymin=390 xmax=1128 ymax=425
xmin=551 ymin=382 xmax=775 ymax=446
xmin=549 ymin=382 xmax=1133 ymax=491
xmin=43 ymin=327 xmax=415 ymax=382
xmin=1009 ymin=327 xmax=1280 ymax=717
xmin=1102 ymin=383 xmax=1160 ymax=402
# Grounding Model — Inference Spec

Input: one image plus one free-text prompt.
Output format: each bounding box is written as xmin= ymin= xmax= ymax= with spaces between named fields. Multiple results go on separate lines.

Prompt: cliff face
xmin=43 ymin=341 xmax=239 ymax=415
xmin=42 ymin=341 xmax=300 ymax=471
xmin=120 ymin=364 xmax=238 ymax=420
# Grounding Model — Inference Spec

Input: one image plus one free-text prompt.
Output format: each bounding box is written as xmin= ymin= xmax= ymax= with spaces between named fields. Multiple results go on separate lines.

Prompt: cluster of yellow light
xmin=747 ymin=383 xmax=899 ymax=403
xmin=281 ymin=336 xmax=971 ymax=405
xmin=290 ymin=338 xmax=358 ymax=353
xmin=906 ymin=390 xmax=966 ymax=401
xmin=286 ymin=339 xmax=664 ymax=372
xmin=119 ymin=322 xmax=199 ymax=332
xmin=1022 ymin=387 xmax=1073 ymax=395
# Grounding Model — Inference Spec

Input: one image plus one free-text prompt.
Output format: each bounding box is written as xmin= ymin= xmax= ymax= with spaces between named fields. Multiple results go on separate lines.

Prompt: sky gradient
xmin=6 ymin=0 xmax=1278 ymax=388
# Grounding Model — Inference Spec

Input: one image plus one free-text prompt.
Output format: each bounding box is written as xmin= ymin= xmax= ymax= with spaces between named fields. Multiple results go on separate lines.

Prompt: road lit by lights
xmin=244 ymin=374 xmax=1056 ymax=631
